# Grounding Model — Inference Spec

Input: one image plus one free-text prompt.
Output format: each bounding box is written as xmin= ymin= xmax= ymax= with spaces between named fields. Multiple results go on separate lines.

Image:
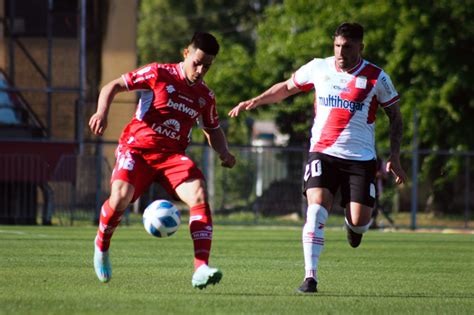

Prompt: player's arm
xmin=383 ymin=102 xmax=407 ymax=184
xmin=89 ymin=77 xmax=128 ymax=135
xmin=202 ymin=127 xmax=236 ymax=168
xmin=228 ymin=78 xmax=300 ymax=117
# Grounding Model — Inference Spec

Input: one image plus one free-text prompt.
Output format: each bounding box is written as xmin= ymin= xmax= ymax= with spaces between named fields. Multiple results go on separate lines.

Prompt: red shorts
xmin=111 ymin=144 xmax=204 ymax=202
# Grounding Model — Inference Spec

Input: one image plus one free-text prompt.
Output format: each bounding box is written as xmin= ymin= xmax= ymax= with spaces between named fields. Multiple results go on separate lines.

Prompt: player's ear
xmin=183 ymin=47 xmax=189 ymax=59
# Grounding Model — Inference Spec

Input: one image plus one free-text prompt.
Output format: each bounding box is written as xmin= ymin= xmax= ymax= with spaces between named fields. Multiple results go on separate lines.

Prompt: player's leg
xmin=341 ymin=159 xmax=376 ymax=248
xmin=298 ymin=153 xmax=338 ymax=293
xmin=158 ymin=154 xmax=221 ymax=289
xmin=175 ymin=178 xmax=222 ymax=289
xmin=94 ymin=179 xmax=134 ymax=283
xmin=298 ymin=187 xmax=333 ymax=293
xmin=345 ymin=202 xmax=373 ymax=248
xmin=94 ymin=146 xmax=153 ymax=283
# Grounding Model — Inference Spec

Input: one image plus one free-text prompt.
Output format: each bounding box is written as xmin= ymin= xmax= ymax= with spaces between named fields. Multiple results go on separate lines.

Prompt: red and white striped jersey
xmin=119 ymin=62 xmax=219 ymax=153
xmin=292 ymin=56 xmax=399 ymax=161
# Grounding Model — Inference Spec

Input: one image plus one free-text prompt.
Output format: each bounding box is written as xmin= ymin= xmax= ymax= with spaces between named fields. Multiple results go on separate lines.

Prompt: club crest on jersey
xmin=166 ymin=85 xmax=176 ymax=94
xmin=151 ymin=119 xmax=181 ymax=140
xmin=198 ymin=97 xmax=206 ymax=108
xmin=355 ymin=76 xmax=367 ymax=89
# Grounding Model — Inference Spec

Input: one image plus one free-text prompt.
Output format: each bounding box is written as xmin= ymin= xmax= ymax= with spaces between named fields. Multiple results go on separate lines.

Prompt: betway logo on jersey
xmin=318 ymin=95 xmax=364 ymax=113
xmin=167 ymin=99 xmax=199 ymax=118
xmin=151 ymin=119 xmax=181 ymax=140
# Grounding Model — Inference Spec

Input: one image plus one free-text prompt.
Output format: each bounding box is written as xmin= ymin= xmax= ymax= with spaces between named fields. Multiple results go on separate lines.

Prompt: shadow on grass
xmin=207 ymin=291 xmax=474 ymax=299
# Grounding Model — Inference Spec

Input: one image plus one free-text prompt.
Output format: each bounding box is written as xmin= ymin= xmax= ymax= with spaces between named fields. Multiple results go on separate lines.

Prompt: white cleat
xmin=192 ymin=264 xmax=223 ymax=289
xmin=93 ymin=238 xmax=111 ymax=283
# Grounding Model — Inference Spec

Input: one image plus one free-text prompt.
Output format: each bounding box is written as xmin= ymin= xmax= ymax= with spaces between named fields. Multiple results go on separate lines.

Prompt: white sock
xmin=345 ymin=217 xmax=373 ymax=234
xmin=302 ymin=204 xmax=328 ymax=281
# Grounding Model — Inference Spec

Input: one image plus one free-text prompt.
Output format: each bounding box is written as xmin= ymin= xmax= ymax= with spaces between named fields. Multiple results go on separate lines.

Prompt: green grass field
xmin=1 ymin=224 xmax=473 ymax=314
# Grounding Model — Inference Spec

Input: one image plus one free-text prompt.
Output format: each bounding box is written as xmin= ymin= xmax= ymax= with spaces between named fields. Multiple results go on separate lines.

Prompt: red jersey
xmin=119 ymin=62 xmax=220 ymax=153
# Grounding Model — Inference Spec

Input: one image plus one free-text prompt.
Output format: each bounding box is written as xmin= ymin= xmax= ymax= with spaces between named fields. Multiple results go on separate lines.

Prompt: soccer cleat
xmin=192 ymin=264 xmax=223 ymax=289
xmin=93 ymin=238 xmax=112 ymax=283
xmin=297 ymin=277 xmax=318 ymax=293
xmin=347 ymin=227 xmax=363 ymax=248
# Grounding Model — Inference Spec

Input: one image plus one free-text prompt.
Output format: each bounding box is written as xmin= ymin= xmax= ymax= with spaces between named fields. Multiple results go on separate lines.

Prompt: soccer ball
xmin=143 ymin=199 xmax=181 ymax=238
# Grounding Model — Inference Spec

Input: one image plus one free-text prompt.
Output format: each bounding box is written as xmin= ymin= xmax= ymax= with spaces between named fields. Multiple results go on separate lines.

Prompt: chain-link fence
xmin=0 ymin=141 xmax=472 ymax=229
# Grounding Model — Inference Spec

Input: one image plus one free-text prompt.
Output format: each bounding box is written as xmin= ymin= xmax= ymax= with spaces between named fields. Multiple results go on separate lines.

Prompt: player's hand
xmin=219 ymin=151 xmax=236 ymax=168
xmin=228 ymin=98 xmax=259 ymax=118
xmin=89 ymin=112 xmax=108 ymax=136
xmin=386 ymin=154 xmax=407 ymax=185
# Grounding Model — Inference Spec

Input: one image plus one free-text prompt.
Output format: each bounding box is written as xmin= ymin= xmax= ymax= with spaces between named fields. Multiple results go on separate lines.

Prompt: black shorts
xmin=303 ymin=152 xmax=376 ymax=208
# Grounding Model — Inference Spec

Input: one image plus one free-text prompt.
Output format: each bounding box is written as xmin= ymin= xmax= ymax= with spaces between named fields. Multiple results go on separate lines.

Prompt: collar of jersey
xmin=334 ymin=57 xmax=363 ymax=74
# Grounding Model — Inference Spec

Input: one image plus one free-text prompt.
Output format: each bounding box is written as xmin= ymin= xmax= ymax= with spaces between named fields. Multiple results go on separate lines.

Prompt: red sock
xmin=189 ymin=203 xmax=213 ymax=270
xmin=95 ymin=199 xmax=123 ymax=252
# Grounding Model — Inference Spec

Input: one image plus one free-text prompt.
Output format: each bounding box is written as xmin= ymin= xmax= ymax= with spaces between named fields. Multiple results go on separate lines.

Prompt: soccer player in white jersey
xmin=229 ymin=22 xmax=407 ymax=293
xmin=89 ymin=32 xmax=236 ymax=288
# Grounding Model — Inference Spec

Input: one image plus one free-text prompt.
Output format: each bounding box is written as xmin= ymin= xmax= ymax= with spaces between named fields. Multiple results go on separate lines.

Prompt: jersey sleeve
xmin=121 ymin=63 xmax=159 ymax=91
xmin=200 ymin=92 xmax=220 ymax=129
xmin=375 ymin=71 xmax=400 ymax=108
xmin=292 ymin=59 xmax=317 ymax=92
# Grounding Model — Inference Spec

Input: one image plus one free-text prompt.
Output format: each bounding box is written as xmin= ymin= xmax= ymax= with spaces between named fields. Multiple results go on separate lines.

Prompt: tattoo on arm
xmin=384 ymin=104 xmax=403 ymax=155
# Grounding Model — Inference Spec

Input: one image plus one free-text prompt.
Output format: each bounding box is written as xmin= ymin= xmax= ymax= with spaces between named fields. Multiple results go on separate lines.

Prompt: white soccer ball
xmin=143 ymin=199 xmax=181 ymax=238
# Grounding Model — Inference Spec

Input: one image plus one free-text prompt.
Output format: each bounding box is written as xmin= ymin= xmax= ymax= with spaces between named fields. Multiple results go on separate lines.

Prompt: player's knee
xmin=345 ymin=217 xmax=373 ymax=234
xmin=306 ymin=189 xmax=333 ymax=210
xmin=110 ymin=181 xmax=134 ymax=211
xmin=188 ymin=192 xmax=206 ymax=207
xmin=184 ymin=183 xmax=207 ymax=206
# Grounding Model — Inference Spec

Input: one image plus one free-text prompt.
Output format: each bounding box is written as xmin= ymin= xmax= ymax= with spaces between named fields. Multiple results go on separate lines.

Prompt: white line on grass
xmin=0 ymin=230 xmax=50 ymax=237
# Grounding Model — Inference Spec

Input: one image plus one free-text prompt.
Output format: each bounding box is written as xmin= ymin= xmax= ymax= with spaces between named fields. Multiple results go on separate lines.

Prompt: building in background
xmin=0 ymin=0 xmax=138 ymax=224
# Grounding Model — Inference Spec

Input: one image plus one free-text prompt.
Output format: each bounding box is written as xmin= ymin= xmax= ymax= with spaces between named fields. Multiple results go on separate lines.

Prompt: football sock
xmin=302 ymin=204 xmax=328 ymax=281
xmin=345 ymin=217 xmax=373 ymax=234
xmin=189 ymin=203 xmax=213 ymax=270
xmin=95 ymin=199 xmax=124 ymax=252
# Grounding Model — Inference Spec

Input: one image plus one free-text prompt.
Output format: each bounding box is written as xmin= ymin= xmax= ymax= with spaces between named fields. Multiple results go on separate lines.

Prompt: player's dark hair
xmin=189 ymin=32 xmax=220 ymax=56
xmin=334 ymin=22 xmax=364 ymax=41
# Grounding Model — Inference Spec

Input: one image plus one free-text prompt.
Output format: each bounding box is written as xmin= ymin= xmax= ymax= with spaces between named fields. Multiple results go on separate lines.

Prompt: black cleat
xmin=347 ymin=227 xmax=363 ymax=248
xmin=297 ymin=277 xmax=318 ymax=293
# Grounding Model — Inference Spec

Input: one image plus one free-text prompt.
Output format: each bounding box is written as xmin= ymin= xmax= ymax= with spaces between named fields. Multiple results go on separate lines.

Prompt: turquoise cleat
xmin=93 ymin=238 xmax=112 ymax=283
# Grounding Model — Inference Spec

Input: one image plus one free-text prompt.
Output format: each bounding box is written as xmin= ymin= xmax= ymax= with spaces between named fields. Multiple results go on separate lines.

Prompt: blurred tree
xmin=137 ymin=0 xmax=277 ymax=64
xmin=137 ymin=0 xmax=278 ymax=144
xmin=385 ymin=0 xmax=474 ymax=213
xmin=254 ymin=0 xmax=473 ymax=213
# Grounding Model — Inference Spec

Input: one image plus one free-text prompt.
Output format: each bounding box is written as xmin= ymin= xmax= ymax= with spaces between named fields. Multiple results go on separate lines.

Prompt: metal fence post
xmin=465 ymin=155 xmax=470 ymax=228
xmin=94 ymin=140 xmax=103 ymax=224
xmin=411 ymin=108 xmax=419 ymax=230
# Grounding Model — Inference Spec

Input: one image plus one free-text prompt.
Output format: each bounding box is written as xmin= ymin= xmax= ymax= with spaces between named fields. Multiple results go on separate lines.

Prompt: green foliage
xmin=138 ymin=0 xmax=191 ymax=63
xmin=138 ymin=0 xmax=275 ymax=144
xmin=387 ymin=0 xmax=474 ymax=153
xmin=382 ymin=1 xmax=474 ymax=210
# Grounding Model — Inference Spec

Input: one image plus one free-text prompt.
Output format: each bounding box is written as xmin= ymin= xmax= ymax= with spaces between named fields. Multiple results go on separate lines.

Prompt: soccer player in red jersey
xmin=229 ymin=23 xmax=407 ymax=293
xmin=89 ymin=32 xmax=236 ymax=288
